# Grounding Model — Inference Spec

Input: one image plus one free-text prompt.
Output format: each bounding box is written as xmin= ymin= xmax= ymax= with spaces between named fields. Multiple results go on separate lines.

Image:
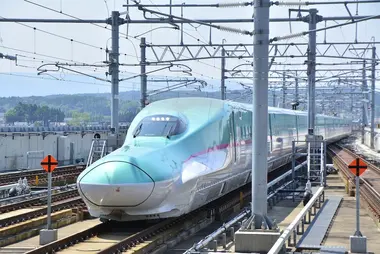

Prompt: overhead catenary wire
xmin=0 ymin=45 xmax=89 ymax=64
xmin=0 ymin=72 xmax=188 ymax=90
xmin=21 ymin=0 xmax=229 ymax=73
xmin=1 ymin=0 xmax=378 ymax=105
xmin=133 ymin=2 xmax=253 ymax=36
xmin=123 ymin=2 xmax=254 ymax=8
xmin=272 ymin=0 xmax=380 ymax=6
xmin=0 ymin=2 xmax=267 ymax=100
xmin=30 ymin=2 xmax=254 ymax=72
xmin=270 ymin=13 xmax=380 ymax=42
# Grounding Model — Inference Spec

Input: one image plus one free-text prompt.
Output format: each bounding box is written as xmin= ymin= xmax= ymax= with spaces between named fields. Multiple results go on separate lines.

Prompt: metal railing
xmin=268 ymin=161 xmax=307 ymax=189
xmin=184 ymin=208 xmax=251 ymax=253
xmin=268 ymin=186 xmax=325 ymax=254
xmin=184 ymin=162 xmax=308 ymax=254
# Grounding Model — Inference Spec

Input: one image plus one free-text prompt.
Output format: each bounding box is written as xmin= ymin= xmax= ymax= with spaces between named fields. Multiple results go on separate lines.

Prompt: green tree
xmin=4 ymin=108 xmax=23 ymax=124
xmin=68 ymin=111 xmax=91 ymax=126
xmin=4 ymin=102 xmax=65 ymax=126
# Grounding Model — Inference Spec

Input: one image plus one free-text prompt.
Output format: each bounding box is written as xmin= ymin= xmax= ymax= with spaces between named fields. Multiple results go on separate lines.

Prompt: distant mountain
xmin=0 ymin=90 xmax=247 ymax=116
xmin=0 ymin=89 xmax=379 ymax=121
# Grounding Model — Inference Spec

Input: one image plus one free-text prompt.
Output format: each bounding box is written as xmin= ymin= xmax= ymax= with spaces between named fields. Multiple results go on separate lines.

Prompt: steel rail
xmin=328 ymin=144 xmax=380 ymax=219
xmin=0 ymin=165 xmax=85 ymax=187
xmin=91 ymin=163 xmax=306 ymax=254
xmin=0 ymin=189 xmax=79 ymax=214
xmin=0 ymin=165 xmax=84 ymax=178
xmin=334 ymin=143 xmax=380 ymax=175
xmin=0 ymin=184 xmax=77 ymax=204
xmin=25 ymin=222 xmax=109 ymax=254
xmin=25 ymin=188 xmax=249 ymax=254
xmin=25 ymin=160 xmax=306 ymax=254
xmin=330 ymin=143 xmax=380 ymax=176
xmin=0 ymin=196 xmax=84 ymax=228
xmin=0 ymin=165 xmax=85 ymax=184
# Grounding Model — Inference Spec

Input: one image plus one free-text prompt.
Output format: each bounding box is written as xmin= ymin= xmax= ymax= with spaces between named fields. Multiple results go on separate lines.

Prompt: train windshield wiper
xmin=166 ymin=125 xmax=175 ymax=139
xmin=133 ymin=123 xmax=143 ymax=138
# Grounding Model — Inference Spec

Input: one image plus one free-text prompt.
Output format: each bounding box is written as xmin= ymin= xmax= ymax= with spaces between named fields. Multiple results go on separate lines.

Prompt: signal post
xmin=348 ymin=158 xmax=367 ymax=253
xmin=39 ymin=154 xmax=58 ymax=245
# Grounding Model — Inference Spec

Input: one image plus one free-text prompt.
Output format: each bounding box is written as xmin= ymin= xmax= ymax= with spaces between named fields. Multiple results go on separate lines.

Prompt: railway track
xmin=0 ymin=188 xmax=84 ymax=247
xmin=0 ymin=165 xmax=85 ymax=186
xmin=0 ymin=189 xmax=85 ymax=249
xmin=21 ymin=159 xmax=307 ymax=254
xmin=25 ymin=184 xmax=252 ymax=254
xmin=0 ymin=196 xmax=84 ymax=228
xmin=0 ymin=184 xmax=77 ymax=206
xmin=328 ymin=143 xmax=380 ymax=221
xmin=0 ymin=189 xmax=80 ymax=214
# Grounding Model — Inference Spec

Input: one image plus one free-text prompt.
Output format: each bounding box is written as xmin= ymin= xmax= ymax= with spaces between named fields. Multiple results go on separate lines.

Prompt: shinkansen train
xmin=77 ymin=97 xmax=351 ymax=221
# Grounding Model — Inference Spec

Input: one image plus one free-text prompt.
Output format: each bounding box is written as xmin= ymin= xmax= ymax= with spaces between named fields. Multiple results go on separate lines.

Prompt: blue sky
xmin=0 ymin=72 xmax=239 ymax=96
xmin=1 ymin=0 xmax=380 ymax=97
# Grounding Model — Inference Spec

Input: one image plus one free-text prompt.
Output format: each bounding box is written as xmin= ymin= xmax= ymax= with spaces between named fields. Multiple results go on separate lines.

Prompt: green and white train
xmin=77 ymin=97 xmax=351 ymax=221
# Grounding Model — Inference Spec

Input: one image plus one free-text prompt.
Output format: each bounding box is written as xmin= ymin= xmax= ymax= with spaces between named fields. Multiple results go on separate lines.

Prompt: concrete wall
xmin=0 ymin=131 xmax=126 ymax=171
xmin=363 ymin=129 xmax=380 ymax=152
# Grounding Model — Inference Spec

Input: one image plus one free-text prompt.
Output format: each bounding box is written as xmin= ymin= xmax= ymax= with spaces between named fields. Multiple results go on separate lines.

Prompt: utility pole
xmin=347 ymin=78 xmax=354 ymax=114
xmin=272 ymin=88 xmax=276 ymax=107
xmin=321 ymin=96 xmax=324 ymax=114
xmin=282 ymin=72 xmax=286 ymax=108
xmin=371 ymin=46 xmax=376 ymax=149
xmin=1 ymin=13 xmax=124 ymax=134
xmin=110 ymin=11 xmax=121 ymax=133
xmin=362 ymin=61 xmax=367 ymax=144
xmin=221 ymin=48 xmax=226 ymax=100
xmin=250 ymin=0 xmax=273 ymax=231
xmin=337 ymin=79 xmax=342 ymax=116
xmin=295 ymin=71 xmax=299 ymax=103
xmin=305 ymin=80 xmax=308 ymax=109
xmin=236 ymin=2 xmax=283 ymax=251
xmin=140 ymin=37 xmax=148 ymax=109
xmin=306 ymin=9 xmax=321 ymax=135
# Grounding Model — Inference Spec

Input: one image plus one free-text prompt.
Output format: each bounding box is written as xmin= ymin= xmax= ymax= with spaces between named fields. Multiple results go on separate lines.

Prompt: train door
xmin=230 ymin=111 xmax=237 ymax=163
xmin=268 ymin=114 xmax=273 ymax=153
xmin=235 ymin=112 xmax=242 ymax=163
xmin=295 ymin=115 xmax=299 ymax=141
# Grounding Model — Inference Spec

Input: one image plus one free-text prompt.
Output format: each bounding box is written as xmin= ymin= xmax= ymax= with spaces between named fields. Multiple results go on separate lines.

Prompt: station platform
xmin=165 ymin=174 xmax=380 ymax=253
xmin=0 ymin=218 xmax=101 ymax=253
xmin=322 ymin=175 xmax=380 ymax=252
xmin=164 ymin=195 xmax=306 ymax=253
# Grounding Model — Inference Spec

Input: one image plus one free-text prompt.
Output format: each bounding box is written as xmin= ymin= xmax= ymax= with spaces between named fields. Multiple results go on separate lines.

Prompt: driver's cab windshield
xmin=133 ymin=115 xmax=187 ymax=138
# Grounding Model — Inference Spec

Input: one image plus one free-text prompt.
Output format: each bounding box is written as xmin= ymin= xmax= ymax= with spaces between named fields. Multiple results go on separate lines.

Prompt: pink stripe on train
xmin=183 ymin=139 xmax=253 ymax=163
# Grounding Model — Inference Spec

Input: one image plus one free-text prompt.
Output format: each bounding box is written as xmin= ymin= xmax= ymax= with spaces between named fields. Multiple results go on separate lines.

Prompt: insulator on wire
xmin=270 ymin=32 xmax=306 ymax=42
xmin=217 ymin=2 xmax=253 ymax=8
xmin=273 ymin=1 xmax=308 ymax=6
xmin=218 ymin=25 xmax=253 ymax=35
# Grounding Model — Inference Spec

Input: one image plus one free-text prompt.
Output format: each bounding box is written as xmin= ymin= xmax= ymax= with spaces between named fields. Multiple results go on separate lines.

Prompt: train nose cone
xmin=78 ymin=161 xmax=154 ymax=207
